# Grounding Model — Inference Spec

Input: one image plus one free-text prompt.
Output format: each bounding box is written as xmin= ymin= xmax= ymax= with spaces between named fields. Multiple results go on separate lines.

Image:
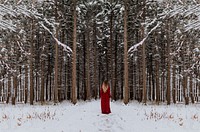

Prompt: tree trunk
xmin=93 ymin=20 xmax=98 ymax=100
xmin=30 ymin=19 xmax=34 ymax=105
xmin=54 ymin=0 xmax=59 ymax=103
xmin=83 ymin=34 xmax=86 ymax=100
xmin=155 ymin=60 xmax=160 ymax=104
xmin=113 ymin=33 xmax=118 ymax=101
xmin=1 ymin=75 xmax=4 ymax=102
xmin=190 ymin=75 xmax=194 ymax=103
xmin=6 ymin=74 xmax=11 ymax=104
xmin=141 ymin=27 xmax=147 ymax=104
xmin=19 ymin=66 xmax=22 ymax=102
xmin=86 ymin=24 xmax=91 ymax=100
xmin=35 ymin=72 xmax=38 ymax=102
xmin=172 ymin=65 xmax=176 ymax=104
xmin=110 ymin=4 xmax=115 ymax=101
xmin=72 ymin=0 xmax=77 ymax=104
xmin=166 ymin=22 xmax=171 ymax=105
xmin=24 ymin=65 xmax=28 ymax=104
xmin=183 ymin=75 xmax=189 ymax=105
xmin=0 ymin=76 xmax=2 ymax=101
xmin=123 ymin=0 xmax=129 ymax=104
xmin=141 ymin=0 xmax=147 ymax=104
xmin=197 ymin=66 xmax=199 ymax=101
xmin=12 ymin=75 xmax=17 ymax=105
xmin=41 ymin=60 xmax=45 ymax=104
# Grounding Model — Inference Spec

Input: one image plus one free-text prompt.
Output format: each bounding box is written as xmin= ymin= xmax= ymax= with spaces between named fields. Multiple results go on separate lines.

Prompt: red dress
xmin=100 ymin=87 xmax=111 ymax=114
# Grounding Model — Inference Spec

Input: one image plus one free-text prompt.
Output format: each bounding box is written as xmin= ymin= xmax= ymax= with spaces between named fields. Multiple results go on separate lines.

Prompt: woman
xmin=100 ymin=80 xmax=111 ymax=114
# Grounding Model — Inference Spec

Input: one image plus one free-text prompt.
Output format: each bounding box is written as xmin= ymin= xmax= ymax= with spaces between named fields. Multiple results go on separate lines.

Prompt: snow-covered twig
xmin=128 ymin=22 xmax=161 ymax=55
xmin=39 ymin=22 xmax=72 ymax=54
xmin=19 ymin=5 xmax=72 ymax=54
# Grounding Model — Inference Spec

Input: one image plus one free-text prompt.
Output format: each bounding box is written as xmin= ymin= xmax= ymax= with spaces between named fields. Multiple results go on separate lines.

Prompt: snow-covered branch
xmin=39 ymin=22 xmax=72 ymax=54
xmin=128 ymin=21 xmax=161 ymax=55
xmin=0 ymin=2 xmax=72 ymax=54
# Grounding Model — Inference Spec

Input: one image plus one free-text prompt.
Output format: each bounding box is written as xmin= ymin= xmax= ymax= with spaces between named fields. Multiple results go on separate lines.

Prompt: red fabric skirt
xmin=100 ymin=87 xmax=111 ymax=114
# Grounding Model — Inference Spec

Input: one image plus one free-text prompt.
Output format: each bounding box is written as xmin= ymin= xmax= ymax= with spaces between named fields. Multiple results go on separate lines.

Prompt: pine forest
xmin=0 ymin=0 xmax=200 ymax=105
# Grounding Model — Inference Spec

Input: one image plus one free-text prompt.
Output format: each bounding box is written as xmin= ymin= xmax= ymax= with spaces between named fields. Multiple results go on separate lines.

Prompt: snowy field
xmin=1 ymin=100 xmax=200 ymax=132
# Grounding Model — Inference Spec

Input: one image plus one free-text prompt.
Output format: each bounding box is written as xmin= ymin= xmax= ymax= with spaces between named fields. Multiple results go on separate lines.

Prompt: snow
xmin=39 ymin=22 xmax=72 ymax=53
xmin=17 ymin=0 xmax=23 ymax=5
xmin=1 ymin=100 xmax=200 ymax=132
xmin=156 ymin=0 xmax=164 ymax=3
xmin=0 ymin=20 xmax=16 ymax=32
xmin=128 ymin=22 xmax=161 ymax=55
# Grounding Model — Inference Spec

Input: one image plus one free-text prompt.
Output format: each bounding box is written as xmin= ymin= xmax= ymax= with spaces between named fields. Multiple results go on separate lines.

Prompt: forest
xmin=0 ymin=0 xmax=199 ymax=105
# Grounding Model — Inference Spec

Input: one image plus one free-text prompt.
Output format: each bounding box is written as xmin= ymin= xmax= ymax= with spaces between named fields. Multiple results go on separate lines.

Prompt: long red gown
xmin=100 ymin=87 xmax=111 ymax=114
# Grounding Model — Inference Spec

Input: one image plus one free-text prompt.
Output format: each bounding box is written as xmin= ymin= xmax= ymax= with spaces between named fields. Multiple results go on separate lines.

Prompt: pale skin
xmin=102 ymin=83 xmax=108 ymax=93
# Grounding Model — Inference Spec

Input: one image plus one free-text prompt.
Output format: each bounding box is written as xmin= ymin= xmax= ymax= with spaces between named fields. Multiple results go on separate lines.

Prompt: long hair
xmin=103 ymin=80 xmax=109 ymax=88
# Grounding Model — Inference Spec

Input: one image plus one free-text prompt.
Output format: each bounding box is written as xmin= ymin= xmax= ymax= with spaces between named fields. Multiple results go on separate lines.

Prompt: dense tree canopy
xmin=0 ymin=0 xmax=199 ymax=105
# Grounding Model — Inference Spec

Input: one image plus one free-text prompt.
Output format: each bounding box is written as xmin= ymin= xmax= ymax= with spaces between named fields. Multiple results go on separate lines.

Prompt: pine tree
xmin=123 ymin=0 xmax=129 ymax=104
xmin=72 ymin=0 xmax=77 ymax=104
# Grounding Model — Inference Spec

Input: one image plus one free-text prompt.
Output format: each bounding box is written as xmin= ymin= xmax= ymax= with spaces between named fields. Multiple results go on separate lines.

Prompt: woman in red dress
xmin=100 ymin=80 xmax=111 ymax=114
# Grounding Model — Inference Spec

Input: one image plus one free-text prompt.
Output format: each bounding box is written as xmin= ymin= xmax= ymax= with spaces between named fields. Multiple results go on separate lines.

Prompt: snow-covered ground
xmin=1 ymin=100 xmax=200 ymax=132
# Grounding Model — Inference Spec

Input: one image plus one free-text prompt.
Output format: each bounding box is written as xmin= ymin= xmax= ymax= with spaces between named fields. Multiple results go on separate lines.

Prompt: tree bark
xmin=190 ymin=75 xmax=194 ymax=103
xmin=86 ymin=20 xmax=91 ymax=100
xmin=142 ymin=0 xmax=147 ymax=104
xmin=172 ymin=66 xmax=176 ymax=104
xmin=183 ymin=75 xmax=189 ymax=105
xmin=155 ymin=60 xmax=160 ymax=104
xmin=166 ymin=24 xmax=171 ymax=105
xmin=54 ymin=0 xmax=59 ymax=103
xmin=123 ymin=0 xmax=129 ymax=104
xmin=141 ymin=29 xmax=147 ymax=104
xmin=109 ymin=2 xmax=115 ymax=101
xmin=72 ymin=0 xmax=77 ymax=104
xmin=6 ymin=74 xmax=11 ymax=104
xmin=30 ymin=19 xmax=34 ymax=105
xmin=12 ymin=75 xmax=17 ymax=105
xmin=24 ymin=65 xmax=28 ymax=104
xmin=93 ymin=20 xmax=98 ymax=100
xmin=41 ymin=60 xmax=45 ymax=104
